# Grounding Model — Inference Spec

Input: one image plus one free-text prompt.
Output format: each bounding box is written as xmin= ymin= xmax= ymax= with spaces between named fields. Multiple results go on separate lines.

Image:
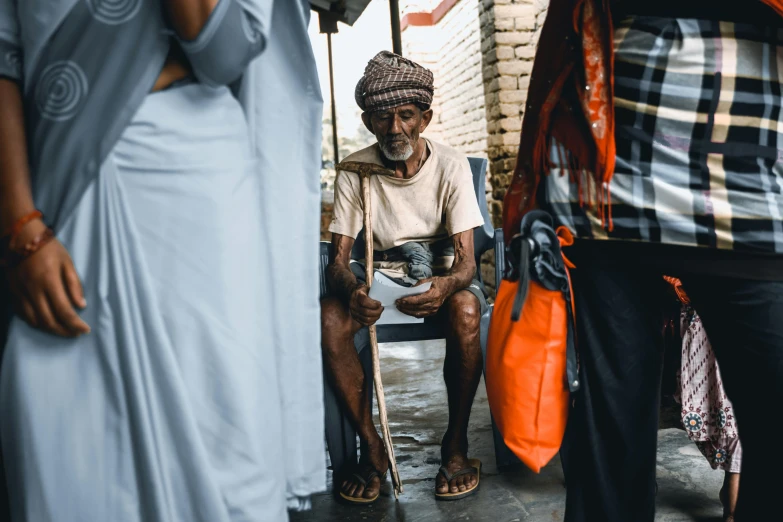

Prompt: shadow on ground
xmin=292 ymin=341 xmax=724 ymax=522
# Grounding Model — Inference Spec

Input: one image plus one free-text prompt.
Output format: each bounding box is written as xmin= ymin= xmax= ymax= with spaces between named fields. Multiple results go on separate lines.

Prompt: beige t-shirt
xmin=328 ymin=139 xmax=485 ymax=276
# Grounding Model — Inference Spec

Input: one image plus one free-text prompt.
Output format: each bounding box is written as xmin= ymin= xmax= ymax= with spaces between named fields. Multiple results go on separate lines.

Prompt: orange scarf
xmin=764 ymin=0 xmax=783 ymax=16
xmin=663 ymin=276 xmax=689 ymax=305
xmin=503 ymin=0 xmax=783 ymax=242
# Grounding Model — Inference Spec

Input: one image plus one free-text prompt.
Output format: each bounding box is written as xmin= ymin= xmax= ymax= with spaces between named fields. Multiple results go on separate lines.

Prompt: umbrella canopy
xmin=310 ymin=0 xmax=373 ymax=26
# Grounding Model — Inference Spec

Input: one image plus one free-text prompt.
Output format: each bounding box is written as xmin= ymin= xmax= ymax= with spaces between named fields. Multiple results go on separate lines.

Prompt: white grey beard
xmin=379 ymin=142 xmax=414 ymax=161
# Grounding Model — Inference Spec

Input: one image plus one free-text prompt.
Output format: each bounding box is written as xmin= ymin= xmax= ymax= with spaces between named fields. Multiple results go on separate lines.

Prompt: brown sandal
xmin=338 ymin=465 xmax=387 ymax=505
xmin=434 ymin=458 xmax=481 ymax=501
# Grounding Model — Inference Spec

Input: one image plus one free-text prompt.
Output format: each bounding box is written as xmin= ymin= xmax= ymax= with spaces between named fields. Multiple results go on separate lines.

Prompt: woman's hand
xmin=6 ymin=220 xmax=90 ymax=337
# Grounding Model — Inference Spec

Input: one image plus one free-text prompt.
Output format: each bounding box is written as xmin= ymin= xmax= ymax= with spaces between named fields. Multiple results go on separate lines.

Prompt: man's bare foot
xmin=435 ymin=453 xmax=478 ymax=495
xmin=720 ymin=472 xmax=740 ymax=522
xmin=339 ymin=438 xmax=389 ymax=502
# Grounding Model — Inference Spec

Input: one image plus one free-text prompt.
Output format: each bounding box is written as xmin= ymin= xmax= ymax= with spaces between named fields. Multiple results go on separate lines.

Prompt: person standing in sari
xmin=0 ymin=1 xmax=325 ymax=520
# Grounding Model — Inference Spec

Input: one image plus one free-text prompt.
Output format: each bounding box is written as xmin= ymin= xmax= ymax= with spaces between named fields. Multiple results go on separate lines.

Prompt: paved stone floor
xmin=292 ymin=341 xmax=724 ymax=522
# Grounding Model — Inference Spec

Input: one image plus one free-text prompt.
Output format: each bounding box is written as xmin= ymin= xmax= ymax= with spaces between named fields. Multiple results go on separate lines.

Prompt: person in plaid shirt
xmin=504 ymin=1 xmax=783 ymax=521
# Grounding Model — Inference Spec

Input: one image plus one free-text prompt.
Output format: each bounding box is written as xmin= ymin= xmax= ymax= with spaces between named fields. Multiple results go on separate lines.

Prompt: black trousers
xmin=560 ymin=248 xmax=783 ymax=522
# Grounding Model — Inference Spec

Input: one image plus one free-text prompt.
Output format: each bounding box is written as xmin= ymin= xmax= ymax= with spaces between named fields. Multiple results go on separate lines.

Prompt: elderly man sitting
xmin=322 ymin=52 xmax=487 ymax=504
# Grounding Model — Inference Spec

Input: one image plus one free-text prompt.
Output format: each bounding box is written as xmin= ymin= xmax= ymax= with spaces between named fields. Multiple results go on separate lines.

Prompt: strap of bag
xmin=565 ymin=296 xmax=579 ymax=392
xmin=510 ymin=235 xmax=531 ymax=322
xmin=557 ymin=226 xmax=580 ymax=392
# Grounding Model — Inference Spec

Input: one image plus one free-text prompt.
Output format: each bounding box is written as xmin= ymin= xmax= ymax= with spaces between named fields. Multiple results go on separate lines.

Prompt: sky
xmin=307 ymin=0 xmax=394 ymax=138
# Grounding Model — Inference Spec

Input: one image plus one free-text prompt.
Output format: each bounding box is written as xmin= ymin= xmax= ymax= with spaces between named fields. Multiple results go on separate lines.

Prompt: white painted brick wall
xmin=393 ymin=0 xmax=549 ymax=290
xmin=401 ymin=0 xmax=489 ymax=158
xmin=400 ymin=0 xmax=442 ymax=16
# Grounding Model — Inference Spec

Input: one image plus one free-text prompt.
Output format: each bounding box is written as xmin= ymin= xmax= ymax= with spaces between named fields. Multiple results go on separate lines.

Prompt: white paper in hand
xmin=368 ymin=271 xmax=432 ymax=325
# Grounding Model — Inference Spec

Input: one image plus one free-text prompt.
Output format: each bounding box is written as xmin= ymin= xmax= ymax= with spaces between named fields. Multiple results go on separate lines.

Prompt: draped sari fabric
xmin=235 ymin=0 xmax=326 ymax=508
xmin=0 ymin=0 xmax=325 ymax=520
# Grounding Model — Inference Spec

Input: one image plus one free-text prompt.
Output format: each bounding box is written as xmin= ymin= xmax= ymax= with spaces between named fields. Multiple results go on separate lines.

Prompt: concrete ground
xmin=292 ymin=341 xmax=725 ymax=522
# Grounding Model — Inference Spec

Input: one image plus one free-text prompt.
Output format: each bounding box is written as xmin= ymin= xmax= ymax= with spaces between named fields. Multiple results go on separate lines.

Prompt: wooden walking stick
xmin=336 ymin=161 xmax=403 ymax=498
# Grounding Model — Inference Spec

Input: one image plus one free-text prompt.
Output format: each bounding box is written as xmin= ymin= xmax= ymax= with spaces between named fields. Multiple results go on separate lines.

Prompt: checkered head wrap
xmin=355 ymin=51 xmax=434 ymax=113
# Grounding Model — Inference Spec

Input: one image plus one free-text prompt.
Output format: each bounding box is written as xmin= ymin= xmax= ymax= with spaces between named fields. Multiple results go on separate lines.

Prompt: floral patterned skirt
xmin=676 ymin=306 xmax=742 ymax=473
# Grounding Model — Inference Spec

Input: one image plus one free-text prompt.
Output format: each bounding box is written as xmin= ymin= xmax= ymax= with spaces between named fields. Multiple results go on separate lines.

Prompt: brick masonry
xmin=402 ymin=0 xmax=489 ymax=158
xmin=480 ymin=0 xmax=548 ymax=226
xmin=399 ymin=1 xmax=549 ymax=230
xmin=478 ymin=0 xmax=548 ymax=291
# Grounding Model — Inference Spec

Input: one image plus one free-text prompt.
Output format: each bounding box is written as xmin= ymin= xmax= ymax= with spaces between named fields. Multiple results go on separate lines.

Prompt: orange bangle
xmin=2 ymin=210 xmax=43 ymax=240
xmin=0 ymin=227 xmax=55 ymax=268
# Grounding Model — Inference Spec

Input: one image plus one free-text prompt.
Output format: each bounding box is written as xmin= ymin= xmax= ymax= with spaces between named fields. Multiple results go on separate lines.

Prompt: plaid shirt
xmin=543 ymin=16 xmax=783 ymax=254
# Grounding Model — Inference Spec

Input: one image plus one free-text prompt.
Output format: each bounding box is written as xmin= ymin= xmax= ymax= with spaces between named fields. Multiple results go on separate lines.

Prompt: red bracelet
xmin=0 ymin=227 xmax=55 ymax=268
xmin=2 ymin=210 xmax=43 ymax=241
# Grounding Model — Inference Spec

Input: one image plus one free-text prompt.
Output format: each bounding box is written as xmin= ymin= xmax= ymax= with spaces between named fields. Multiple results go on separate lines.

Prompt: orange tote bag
xmin=486 ymin=211 xmax=578 ymax=473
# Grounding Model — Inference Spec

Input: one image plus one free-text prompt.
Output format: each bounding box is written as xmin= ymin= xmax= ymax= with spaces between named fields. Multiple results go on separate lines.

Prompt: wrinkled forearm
xmin=439 ymin=257 xmax=476 ymax=298
xmin=0 ymin=79 xmax=35 ymax=231
xmin=438 ymin=230 xmax=477 ymax=298
xmin=327 ymin=262 xmax=363 ymax=306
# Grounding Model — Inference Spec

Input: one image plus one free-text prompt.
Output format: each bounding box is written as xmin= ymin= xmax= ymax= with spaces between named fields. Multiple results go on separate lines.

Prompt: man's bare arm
xmin=326 ymin=233 xmax=363 ymax=305
xmin=439 ymin=230 xmax=477 ymax=297
xmin=326 ymin=233 xmax=383 ymax=326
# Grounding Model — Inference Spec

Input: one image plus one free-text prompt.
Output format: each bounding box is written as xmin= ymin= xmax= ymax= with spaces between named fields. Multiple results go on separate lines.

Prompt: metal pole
xmin=389 ymin=0 xmax=402 ymax=56
xmin=327 ymin=32 xmax=339 ymax=166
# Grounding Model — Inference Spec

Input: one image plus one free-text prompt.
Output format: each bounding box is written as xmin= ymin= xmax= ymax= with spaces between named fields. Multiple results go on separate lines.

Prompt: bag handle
xmin=557 ymin=226 xmax=576 ymax=318
xmin=557 ymin=226 xmax=580 ymax=392
xmin=511 ymin=226 xmax=575 ymax=323
xmin=510 ymin=236 xmax=532 ymax=322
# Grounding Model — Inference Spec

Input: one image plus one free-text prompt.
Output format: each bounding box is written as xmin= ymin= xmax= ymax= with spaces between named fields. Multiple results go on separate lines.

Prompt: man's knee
xmin=321 ymin=297 xmax=354 ymax=353
xmin=446 ymin=291 xmax=481 ymax=336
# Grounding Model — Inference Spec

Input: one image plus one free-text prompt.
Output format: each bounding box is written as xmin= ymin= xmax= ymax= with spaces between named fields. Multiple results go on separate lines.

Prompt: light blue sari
xmin=0 ymin=1 xmax=325 ymax=520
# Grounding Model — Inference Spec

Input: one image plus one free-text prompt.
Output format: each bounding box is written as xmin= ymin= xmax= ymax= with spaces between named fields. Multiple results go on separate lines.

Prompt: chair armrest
xmin=493 ymin=228 xmax=505 ymax=288
xmin=320 ymin=241 xmax=332 ymax=299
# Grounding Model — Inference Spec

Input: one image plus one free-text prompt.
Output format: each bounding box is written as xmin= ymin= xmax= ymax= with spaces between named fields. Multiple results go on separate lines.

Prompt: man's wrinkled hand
xmin=349 ymin=285 xmax=384 ymax=326
xmin=396 ymin=277 xmax=450 ymax=318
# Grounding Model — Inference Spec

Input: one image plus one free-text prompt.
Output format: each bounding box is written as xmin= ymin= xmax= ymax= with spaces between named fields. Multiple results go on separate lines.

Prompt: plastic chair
xmin=319 ymin=157 xmax=520 ymax=474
